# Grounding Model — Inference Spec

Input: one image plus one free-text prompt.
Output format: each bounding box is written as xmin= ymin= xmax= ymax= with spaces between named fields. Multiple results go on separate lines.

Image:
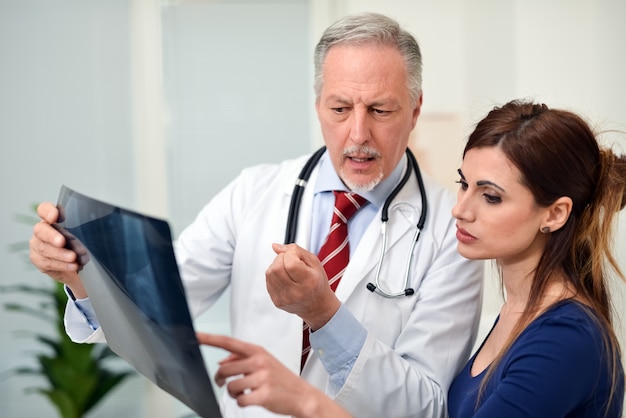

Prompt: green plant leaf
xmin=11 ymin=212 xmax=40 ymax=226
xmin=40 ymin=354 xmax=100 ymax=409
xmin=7 ymin=241 xmax=30 ymax=253
xmin=3 ymin=302 xmax=57 ymax=323
xmin=95 ymin=345 xmax=120 ymax=361
xmin=35 ymin=335 xmax=62 ymax=357
xmin=37 ymin=388 xmax=81 ymax=418
xmin=0 ymin=283 xmax=55 ymax=296
xmin=1 ymin=365 xmax=42 ymax=379
xmin=84 ymin=370 xmax=135 ymax=412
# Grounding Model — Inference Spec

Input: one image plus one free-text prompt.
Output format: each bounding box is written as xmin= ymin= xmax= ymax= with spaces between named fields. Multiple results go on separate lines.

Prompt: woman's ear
xmin=540 ymin=196 xmax=573 ymax=233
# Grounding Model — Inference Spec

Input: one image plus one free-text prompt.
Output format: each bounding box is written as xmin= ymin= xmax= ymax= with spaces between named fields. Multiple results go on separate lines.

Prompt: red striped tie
xmin=301 ymin=191 xmax=368 ymax=371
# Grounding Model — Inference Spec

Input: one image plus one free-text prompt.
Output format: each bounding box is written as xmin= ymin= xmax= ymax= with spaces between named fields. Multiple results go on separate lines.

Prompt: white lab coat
xmin=65 ymin=152 xmax=483 ymax=418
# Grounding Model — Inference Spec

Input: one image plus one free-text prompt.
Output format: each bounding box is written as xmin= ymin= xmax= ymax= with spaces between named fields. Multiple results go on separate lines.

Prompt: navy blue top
xmin=448 ymin=301 xmax=624 ymax=417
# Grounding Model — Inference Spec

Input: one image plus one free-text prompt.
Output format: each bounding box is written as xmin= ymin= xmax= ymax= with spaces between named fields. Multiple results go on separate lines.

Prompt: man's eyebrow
xmin=324 ymin=95 xmax=397 ymax=108
xmin=368 ymin=100 xmax=393 ymax=108
xmin=324 ymin=95 xmax=351 ymax=105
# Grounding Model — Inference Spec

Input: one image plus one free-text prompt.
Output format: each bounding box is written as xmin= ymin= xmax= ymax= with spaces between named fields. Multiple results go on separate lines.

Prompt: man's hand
xmin=29 ymin=202 xmax=87 ymax=298
xmin=197 ymin=333 xmax=352 ymax=418
xmin=265 ymin=243 xmax=340 ymax=330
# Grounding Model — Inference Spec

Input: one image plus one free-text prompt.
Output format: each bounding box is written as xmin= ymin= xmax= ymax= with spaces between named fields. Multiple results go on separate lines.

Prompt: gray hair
xmin=313 ymin=12 xmax=423 ymax=107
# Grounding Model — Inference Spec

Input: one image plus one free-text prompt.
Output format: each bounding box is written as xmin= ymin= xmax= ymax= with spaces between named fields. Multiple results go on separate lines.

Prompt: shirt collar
xmin=313 ymin=149 xmax=407 ymax=210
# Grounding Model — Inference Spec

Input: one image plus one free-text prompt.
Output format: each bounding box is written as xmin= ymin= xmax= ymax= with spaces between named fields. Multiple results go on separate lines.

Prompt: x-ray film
xmin=53 ymin=185 xmax=221 ymax=418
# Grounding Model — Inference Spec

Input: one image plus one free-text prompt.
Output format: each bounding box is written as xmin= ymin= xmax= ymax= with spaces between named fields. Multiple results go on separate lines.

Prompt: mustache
xmin=342 ymin=145 xmax=381 ymax=159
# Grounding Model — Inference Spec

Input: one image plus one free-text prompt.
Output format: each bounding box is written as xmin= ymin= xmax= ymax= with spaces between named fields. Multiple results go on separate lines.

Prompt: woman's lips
xmin=456 ymin=226 xmax=477 ymax=243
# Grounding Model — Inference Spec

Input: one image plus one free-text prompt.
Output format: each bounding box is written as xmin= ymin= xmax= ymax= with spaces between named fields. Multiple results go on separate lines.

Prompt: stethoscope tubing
xmin=284 ymin=146 xmax=427 ymax=297
xmin=284 ymin=146 xmax=326 ymax=245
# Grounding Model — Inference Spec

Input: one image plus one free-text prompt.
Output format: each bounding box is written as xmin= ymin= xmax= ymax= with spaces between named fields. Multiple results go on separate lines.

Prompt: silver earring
xmin=541 ymin=227 xmax=550 ymax=233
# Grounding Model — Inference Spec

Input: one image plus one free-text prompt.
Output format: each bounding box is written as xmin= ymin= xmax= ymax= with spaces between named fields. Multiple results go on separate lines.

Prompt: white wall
xmin=159 ymin=1 xmax=311 ymax=416
xmin=0 ymin=0 xmax=310 ymax=416
xmin=0 ymin=1 xmax=146 ymax=417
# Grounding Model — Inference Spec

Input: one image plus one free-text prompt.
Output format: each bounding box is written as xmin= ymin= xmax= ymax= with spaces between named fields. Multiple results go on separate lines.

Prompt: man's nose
xmin=349 ymin=109 xmax=372 ymax=144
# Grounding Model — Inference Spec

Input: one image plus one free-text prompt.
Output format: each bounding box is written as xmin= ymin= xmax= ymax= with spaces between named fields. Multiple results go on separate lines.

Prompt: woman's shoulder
xmin=511 ymin=300 xmax=609 ymax=366
xmin=527 ymin=300 xmax=604 ymax=340
xmin=536 ymin=300 xmax=599 ymax=327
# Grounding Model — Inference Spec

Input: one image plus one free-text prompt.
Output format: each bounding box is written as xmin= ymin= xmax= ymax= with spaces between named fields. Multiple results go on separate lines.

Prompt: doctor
xmin=30 ymin=12 xmax=483 ymax=418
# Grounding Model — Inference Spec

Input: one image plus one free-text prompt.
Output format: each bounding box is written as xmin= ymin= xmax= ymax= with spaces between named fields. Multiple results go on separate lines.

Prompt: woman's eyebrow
xmin=476 ymin=180 xmax=505 ymax=192
xmin=459 ymin=168 xmax=505 ymax=192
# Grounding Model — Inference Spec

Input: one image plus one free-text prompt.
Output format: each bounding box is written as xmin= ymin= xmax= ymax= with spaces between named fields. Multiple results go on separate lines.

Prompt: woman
xmin=199 ymin=100 xmax=626 ymax=417
xmin=447 ymin=100 xmax=625 ymax=417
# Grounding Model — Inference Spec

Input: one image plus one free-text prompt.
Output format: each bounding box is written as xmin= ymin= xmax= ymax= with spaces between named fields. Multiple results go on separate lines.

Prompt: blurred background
xmin=1 ymin=0 xmax=625 ymax=416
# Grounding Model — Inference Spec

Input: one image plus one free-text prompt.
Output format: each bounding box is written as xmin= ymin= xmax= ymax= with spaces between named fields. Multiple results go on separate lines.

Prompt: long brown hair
xmin=465 ymin=99 xmax=626 ymax=414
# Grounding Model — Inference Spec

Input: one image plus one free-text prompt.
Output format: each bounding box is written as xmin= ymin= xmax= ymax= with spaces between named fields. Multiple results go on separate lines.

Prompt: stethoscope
xmin=284 ymin=146 xmax=428 ymax=298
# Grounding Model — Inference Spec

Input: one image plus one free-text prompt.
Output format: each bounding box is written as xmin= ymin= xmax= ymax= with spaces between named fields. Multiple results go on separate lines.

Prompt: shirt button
xmin=317 ymin=349 xmax=325 ymax=357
